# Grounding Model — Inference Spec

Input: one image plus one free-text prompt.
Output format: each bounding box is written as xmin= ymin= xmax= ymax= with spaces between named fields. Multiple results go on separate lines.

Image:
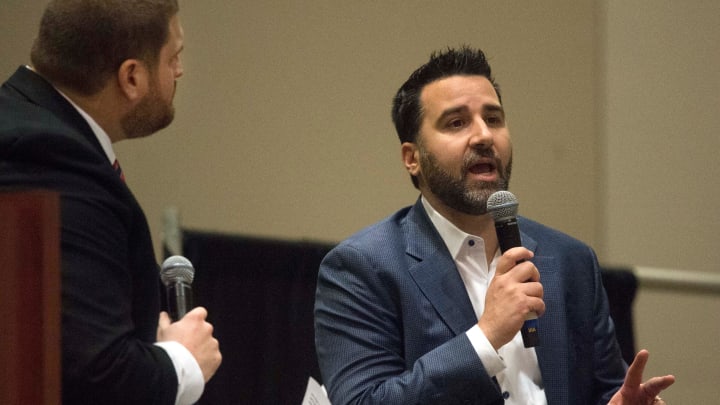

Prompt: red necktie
xmin=113 ymin=159 xmax=126 ymax=183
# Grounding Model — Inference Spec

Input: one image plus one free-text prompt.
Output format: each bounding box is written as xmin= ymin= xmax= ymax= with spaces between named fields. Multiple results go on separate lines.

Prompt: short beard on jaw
xmin=121 ymin=82 xmax=175 ymax=139
xmin=418 ymin=148 xmax=512 ymax=216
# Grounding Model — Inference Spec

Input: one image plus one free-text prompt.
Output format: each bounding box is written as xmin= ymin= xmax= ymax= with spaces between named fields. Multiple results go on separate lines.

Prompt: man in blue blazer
xmin=0 ymin=1 xmax=220 ymax=403
xmin=314 ymin=46 xmax=674 ymax=404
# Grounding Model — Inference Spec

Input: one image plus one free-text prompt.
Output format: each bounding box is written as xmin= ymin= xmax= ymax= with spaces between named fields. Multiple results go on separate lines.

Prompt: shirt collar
xmin=421 ymin=196 xmax=480 ymax=260
xmin=52 ymin=82 xmax=116 ymax=164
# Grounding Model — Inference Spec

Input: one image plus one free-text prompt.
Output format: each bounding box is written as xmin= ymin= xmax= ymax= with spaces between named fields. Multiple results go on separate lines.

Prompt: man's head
xmin=120 ymin=12 xmax=184 ymax=139
xmin=392 ymin=46 xmax=501 ymax=148
xmin=395 ymin=47 xmax=512 ymax=215
xmin=31 ymin=0 xmax=183 ymax=140
xmin=31 ymin=0 xmax=180 ymax=96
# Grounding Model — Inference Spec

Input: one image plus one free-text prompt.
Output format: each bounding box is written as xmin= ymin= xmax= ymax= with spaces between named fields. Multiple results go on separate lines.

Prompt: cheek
xmin=497 ymin=140 xmax=513 ymax=162
xmin=160 ymin=73 xmax=176 ymax=97
xmin=495 ymin=132 xmax=512 ymax=150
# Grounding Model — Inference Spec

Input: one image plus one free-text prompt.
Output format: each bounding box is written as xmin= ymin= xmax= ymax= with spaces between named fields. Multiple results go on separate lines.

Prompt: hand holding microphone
xmin=157 ymin=255 xmax=222 ymax=382
xmin=486 ymin=191 xmax=542 ymax=348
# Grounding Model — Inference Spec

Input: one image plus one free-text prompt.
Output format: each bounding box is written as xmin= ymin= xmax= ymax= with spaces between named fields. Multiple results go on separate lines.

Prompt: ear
xmin=401 ymin=142 xmax=420 ymax=176
xmin=116 ymin=59 xmax=149 ymax=101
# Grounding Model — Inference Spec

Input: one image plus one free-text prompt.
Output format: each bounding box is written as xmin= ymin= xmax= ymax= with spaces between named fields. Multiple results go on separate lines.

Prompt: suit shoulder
xmin=1 ymin=95 xmax=76 ymax=139
xmin=518 ymin=216 xmax=592 ymax=250
xmin=1 ymin=69 xmax=92 ymax=151
xmin=334 ymin=206 xmax=413 ymax=251
xmin=0 ymin=97 xmax=117 ymax=200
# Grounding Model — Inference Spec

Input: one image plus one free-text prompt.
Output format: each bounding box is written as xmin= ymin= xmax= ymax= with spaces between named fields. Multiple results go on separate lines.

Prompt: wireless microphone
xmin=160 ymin=255 xmax=195 ymax=322
xmin=487 ymin=190 xmax=540 ymax=348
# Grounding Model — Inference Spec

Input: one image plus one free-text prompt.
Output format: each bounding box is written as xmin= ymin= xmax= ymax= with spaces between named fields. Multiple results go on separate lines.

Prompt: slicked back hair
xmin=30 ymin=0 xmax=179 ymax=96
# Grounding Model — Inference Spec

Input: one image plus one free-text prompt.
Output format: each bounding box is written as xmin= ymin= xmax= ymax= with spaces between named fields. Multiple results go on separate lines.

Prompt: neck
xmin=54 ymin=84 xmax=127 ymax=143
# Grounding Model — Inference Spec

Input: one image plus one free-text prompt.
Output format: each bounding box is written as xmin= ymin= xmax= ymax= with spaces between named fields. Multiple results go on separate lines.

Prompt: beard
xmin=121 ymin=80 xmax=175 ymax=139
xmin=418 ymin=146 xmax=512 ymax=215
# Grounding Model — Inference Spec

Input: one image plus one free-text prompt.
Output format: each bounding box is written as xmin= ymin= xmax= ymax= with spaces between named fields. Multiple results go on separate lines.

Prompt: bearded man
xmin=313 ymin=46 xmax=674 ymax=405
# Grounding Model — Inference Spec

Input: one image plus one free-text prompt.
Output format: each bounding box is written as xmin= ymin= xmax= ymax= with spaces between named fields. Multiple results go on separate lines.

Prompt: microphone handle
xmin=495 ymin=216 xmax=522 ymax=253
xmin=495 ymin=216 xmax=540 ymax=348
xmin=167 ymin=281 xmax=193 ymax=322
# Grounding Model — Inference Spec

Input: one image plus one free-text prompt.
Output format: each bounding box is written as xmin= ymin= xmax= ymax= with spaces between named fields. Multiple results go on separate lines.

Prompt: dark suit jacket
xmin=315 ymin=198 xmax=627 ymax=404
xmin=0 ymin=67 xmax=178 ymax=404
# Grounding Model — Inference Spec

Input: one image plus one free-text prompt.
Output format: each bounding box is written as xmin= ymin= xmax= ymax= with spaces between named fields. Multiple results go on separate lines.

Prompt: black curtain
xmin=179 ymin=229 xmax=333 ymax=405
xmin=600 ymin=266 xmax=638 ymax=365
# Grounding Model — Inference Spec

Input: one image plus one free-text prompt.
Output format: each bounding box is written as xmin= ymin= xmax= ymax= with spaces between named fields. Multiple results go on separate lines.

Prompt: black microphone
xmin=486 ymin=190 xmax=540 ymax=348
xmin=160 ymin=255 xmax=195 ymax=322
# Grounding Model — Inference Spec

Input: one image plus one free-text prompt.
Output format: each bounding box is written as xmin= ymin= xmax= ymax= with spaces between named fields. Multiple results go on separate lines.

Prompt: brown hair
xmin=30 ymin=0 xmax=179 ymax=95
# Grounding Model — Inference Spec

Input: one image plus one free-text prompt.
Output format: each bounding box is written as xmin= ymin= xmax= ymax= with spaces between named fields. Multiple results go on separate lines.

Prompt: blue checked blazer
xmin=314 ymin=198 xmax=627 ymax=404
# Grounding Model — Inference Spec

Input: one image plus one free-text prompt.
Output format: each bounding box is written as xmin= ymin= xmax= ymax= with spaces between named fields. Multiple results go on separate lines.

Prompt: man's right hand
xmin=158 ymin=307 xmax=222 ymax=382
xmin=478 ymin=247 xmax=544 ymax=350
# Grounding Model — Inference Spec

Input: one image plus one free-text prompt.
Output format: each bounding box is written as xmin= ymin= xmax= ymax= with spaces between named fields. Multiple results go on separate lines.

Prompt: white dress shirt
xmin=421 ymin=197 xmax=547 ymax=404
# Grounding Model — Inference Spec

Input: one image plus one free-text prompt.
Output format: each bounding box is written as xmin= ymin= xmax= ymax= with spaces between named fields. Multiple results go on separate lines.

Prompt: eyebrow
xmin=437 ymin=106 xmax=466 ymax=120
xmin=436 ymin=103 xmax=505 ymax=123
xmin=483 ymin=104 xmax=505 ymax=117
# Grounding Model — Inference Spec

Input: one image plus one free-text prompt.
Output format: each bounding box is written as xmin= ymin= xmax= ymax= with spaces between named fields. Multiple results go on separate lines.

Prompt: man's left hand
xmin=608 ymin=349 xmax=675 ymax=405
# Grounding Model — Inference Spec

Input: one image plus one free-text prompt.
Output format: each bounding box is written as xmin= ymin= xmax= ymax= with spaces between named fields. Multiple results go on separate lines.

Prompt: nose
xmin=175 ymin=60 xmax=184 ymax=79
xmin=469 ymin=118 xmax=493 ymax=148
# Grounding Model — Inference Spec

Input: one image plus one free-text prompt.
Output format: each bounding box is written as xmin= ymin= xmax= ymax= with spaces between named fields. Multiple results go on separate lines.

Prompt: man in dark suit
xmin=0 ymin=1 xmax=221 ymax=404
xmin=314 ymin=46 xmax=674 ymax=404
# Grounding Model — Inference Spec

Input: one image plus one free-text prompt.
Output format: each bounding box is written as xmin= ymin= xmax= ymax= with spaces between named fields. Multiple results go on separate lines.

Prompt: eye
xmin=484 ymin=113 xmax=505 ymax=127
xmin=446 ymin=118 xmax=466 ymax=129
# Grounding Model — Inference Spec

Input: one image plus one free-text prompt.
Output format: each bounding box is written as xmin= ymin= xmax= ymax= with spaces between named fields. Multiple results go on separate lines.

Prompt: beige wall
xmin=600 ymin=1 xmax=720 ymax=403
xmin=121 ymin=1 xmax=601 ymax=250
xmin=2 ymin=1 xmax=718 ymax=402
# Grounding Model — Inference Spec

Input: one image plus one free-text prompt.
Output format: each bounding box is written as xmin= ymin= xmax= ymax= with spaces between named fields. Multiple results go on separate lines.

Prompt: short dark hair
xmin=30 ymin=0 xmax=180 ymax=95
xmin=391 ymin=46 xmax=501 ymax=145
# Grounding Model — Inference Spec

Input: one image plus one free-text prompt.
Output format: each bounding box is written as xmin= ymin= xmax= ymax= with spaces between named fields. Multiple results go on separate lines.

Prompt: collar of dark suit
xmin=4 ymin=66 xmax=104 ymax=157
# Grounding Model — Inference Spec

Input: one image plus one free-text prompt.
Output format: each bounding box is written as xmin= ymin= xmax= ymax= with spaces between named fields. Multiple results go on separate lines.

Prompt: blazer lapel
xmin=404 ymin=199 xmax=478 ymax=336
xmin=399 ymin=204 xmax=570 ymax=403
xmin=522 ymin=230 xmax=569 ymax=405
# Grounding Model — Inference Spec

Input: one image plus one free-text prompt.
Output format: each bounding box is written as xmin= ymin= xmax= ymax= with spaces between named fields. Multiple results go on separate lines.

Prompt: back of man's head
xmin=30 ymin=0 xmax=179 ymax=96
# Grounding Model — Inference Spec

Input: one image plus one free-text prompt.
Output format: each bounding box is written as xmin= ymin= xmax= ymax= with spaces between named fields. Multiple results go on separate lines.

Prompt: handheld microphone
xmin=487 ymin=190 xmax=540 ymax=348
xmin=160 ymin=255 xmax=195 ymax=322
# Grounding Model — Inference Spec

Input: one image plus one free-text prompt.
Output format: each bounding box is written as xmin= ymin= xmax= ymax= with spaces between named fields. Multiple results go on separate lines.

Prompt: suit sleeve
xmin=314 ymin=243 xmax=503 ymax=405
xmin=587 ymin=247 xmax=628 ymax=404
xmin=59 ymin=187 xmax=179 ymax=404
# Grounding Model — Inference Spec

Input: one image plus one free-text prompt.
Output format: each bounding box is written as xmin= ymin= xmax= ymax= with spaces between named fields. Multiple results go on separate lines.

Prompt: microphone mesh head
xmin=486 ymin=190 xmax=519 ymax=220
xmin=160 ymin=255 xmax=195 ymax=285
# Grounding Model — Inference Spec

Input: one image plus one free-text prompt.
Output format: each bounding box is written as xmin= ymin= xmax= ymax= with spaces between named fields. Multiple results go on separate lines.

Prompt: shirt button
xmin=468 ymin=239 xmax=475 ymax=247
xmin=502 ymin=391 xmax=510 ymax=399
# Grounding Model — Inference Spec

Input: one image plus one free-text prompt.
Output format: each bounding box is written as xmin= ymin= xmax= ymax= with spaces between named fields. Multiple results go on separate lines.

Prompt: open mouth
xmin=468 ymin=161 xmax=496 ymax=175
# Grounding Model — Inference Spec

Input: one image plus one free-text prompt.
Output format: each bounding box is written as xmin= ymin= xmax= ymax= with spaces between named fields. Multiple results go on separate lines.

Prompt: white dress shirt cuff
xmin=466 ymin=325 xmax=506 ymax=377
xmin=154 ymin=340 xmax=205 ymax=405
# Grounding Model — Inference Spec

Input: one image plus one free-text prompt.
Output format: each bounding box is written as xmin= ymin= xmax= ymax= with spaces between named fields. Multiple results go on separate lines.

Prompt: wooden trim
xmin=0 ymin=190 xmax=61 ymax=405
